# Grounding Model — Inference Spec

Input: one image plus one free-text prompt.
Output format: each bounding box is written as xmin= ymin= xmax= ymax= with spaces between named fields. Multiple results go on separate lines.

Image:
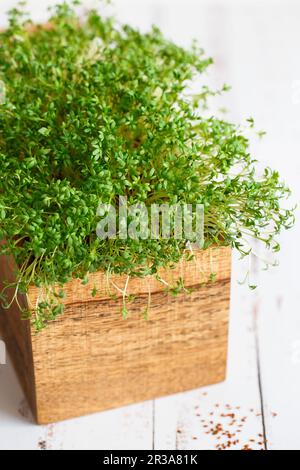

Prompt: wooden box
xmin=0 ymin=246 xmax=231 ymax=424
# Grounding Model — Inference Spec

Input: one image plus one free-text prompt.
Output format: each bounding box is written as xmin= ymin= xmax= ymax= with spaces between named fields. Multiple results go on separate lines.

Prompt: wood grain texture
xmin=27 ymin=246 xmax=231 ymax=308
xmin=0 ymin=246 xmax=231 ymax=424
xmin=0 ymin=245 xmax=37 ymax=419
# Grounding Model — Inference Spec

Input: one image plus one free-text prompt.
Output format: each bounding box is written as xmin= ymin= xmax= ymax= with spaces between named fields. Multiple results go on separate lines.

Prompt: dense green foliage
xmin=0 ymin=2 xmax=294 ymax=329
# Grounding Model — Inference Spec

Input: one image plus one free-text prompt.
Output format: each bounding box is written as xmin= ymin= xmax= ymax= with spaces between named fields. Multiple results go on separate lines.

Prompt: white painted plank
xmin=36 ymin=402 xmax=154 ymax=450
xmin=154 ymin=251 xmax=265 ymax=450
xmin=256 ymin=253 xmax=300 ymax=450
xmin=222 ymin=0 xmax=300 ymax=449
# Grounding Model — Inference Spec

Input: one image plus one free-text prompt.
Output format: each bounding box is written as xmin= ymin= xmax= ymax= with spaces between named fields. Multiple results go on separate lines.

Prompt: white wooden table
xmin=0 ymin=0 xmax=300 ymax=450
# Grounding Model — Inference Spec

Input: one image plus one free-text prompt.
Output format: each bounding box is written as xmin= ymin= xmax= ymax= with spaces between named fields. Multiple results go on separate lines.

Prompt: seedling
xmin=0 ymin=2 xmax=294 ymax=329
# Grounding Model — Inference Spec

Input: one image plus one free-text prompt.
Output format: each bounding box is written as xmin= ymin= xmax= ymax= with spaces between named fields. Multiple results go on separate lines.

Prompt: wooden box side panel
xmin=1 ymin=246 xmax=231 ymax=424
xmin=31 ymin=248 xmax=231 ymax=424
xmin=33 ymin=280 xmax=230 ymax=424
xmin=0 ymin=252 xmax=37 ymax=418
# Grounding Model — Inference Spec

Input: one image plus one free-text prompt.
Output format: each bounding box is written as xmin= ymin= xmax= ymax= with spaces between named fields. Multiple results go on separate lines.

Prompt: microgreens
xmin=0 ymin=2 xmax=294 ymax=330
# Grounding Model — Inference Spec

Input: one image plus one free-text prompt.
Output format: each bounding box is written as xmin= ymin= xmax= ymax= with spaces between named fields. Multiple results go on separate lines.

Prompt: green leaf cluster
xmin=0 ymin=2 xmax=294 ymax=329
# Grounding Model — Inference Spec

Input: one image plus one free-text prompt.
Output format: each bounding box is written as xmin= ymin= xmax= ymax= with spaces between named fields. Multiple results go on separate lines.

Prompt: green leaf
xmin=38 ymin=127 xmax=51 ymax=137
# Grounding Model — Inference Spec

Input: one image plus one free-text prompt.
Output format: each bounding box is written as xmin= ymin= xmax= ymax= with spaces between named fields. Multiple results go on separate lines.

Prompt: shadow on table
xmin=0 ymin=351 xmax=34 ymax=424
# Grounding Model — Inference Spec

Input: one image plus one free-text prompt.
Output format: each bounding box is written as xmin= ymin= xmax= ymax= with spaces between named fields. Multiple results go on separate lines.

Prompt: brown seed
xmin=242 ymin=445 xmax=253 ymax=451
